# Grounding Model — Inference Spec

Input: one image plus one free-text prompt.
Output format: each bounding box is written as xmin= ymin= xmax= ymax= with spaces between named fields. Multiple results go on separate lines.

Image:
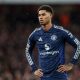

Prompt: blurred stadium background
xmin=0 ymin=0 xmax=80 ymax=80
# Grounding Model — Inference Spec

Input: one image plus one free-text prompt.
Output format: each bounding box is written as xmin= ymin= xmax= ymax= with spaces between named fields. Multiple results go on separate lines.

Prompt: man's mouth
xmin=40 ymin=20 xmax=44 ymax=23
xmin=40 ymin=20 xmax=43 ymax=21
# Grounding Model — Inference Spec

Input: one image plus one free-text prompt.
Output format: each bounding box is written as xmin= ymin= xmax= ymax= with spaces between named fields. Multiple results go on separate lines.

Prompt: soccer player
xmin=25 ymin=5 xmax=80 ymax=80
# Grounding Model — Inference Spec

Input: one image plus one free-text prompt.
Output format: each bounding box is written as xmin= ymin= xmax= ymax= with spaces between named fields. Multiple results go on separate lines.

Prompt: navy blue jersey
xmin=26 ymin=25 xmax=80 ymax=75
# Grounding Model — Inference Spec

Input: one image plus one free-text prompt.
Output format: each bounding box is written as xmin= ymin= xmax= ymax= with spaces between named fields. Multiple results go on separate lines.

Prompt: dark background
xmin=0 ymin=4 xmax=80 ymax=80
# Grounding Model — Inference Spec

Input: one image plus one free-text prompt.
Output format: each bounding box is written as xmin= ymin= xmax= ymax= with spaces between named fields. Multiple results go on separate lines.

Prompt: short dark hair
xmin=37 ymin=5 xmax=53 ymax=14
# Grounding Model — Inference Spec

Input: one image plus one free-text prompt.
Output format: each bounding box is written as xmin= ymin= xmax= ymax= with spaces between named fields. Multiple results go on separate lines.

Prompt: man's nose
xmin=39 ymin=16 xmax=43 ymax=20
xmin=39 ymin=15 xmax=43 ymax=18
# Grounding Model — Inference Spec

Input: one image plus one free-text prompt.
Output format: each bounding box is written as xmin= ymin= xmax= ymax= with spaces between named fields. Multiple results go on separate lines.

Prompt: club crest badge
xmin=51 ymin=35 xmax=57 ymax=41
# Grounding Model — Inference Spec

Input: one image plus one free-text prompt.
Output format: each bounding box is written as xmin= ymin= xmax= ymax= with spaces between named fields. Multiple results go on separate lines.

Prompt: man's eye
xmin=38 ymin=13 xmax=46 ymax=17
xmin=38 ymin=14 xmax=40 ymax=17
xmin=42 ymin=14 xmax=46 ymax=16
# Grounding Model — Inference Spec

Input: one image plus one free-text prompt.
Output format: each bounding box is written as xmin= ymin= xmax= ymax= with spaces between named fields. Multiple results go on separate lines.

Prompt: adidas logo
xmin=38 ymin=37 xmax=43 ymax=41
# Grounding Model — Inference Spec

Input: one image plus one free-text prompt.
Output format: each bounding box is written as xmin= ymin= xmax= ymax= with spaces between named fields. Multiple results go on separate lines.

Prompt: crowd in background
xmin=0 ymin=4 xmax=80 ymax=80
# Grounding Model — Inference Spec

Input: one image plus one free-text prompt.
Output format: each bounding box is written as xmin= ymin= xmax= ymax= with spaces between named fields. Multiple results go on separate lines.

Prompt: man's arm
xmin=25 ymin=32 xmax=37 ymax=72
xmin=63 ymin=29 xmax=80 ymax=64
xmin=25 ymin=31 xmax=43 ymax=77
xmin=57 ymin=28 xmax=80 ymax=72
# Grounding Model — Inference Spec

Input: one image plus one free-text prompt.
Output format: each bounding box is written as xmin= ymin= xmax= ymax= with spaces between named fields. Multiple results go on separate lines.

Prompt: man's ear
xmin=50 ymin=14 xmax=53 ymax=19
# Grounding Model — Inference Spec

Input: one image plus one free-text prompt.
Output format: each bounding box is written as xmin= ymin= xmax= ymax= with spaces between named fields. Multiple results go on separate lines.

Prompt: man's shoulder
xmin=29 ymin=27 xmax=42 ymax=37
xmin=35 ymin=27 xmax=42 ymax=32
xmin=54 ymin=25 xmax=63 ymax=30
xmin=54 ymin=25 xmax=69 ymax=33
xmin=33 ymin=27 xmax=42 ymax=33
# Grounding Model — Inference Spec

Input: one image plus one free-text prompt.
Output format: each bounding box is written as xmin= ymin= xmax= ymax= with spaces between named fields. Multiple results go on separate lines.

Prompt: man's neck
xmin=42 ymin=23 xmax=53 ymax=31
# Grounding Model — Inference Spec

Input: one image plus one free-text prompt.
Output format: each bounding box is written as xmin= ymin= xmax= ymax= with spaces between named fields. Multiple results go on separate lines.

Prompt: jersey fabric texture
xmin=26 ymin=25 xmax=80 ymax=79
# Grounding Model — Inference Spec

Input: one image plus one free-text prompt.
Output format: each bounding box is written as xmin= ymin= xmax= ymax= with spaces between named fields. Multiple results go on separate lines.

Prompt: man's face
xmin=38 ymin=10 xmax=52 ymax=25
